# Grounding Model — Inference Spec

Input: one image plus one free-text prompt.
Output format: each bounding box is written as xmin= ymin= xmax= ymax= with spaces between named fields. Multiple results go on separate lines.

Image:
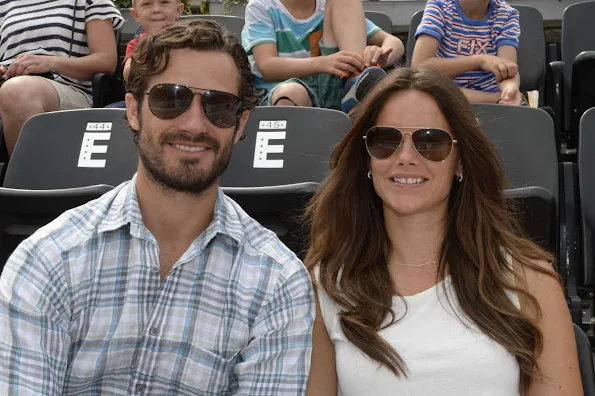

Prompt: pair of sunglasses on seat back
xmin=145 ymin=83 xmax=244 ymax=129
xmin=364 ymin=126 xmax=458 ymax=162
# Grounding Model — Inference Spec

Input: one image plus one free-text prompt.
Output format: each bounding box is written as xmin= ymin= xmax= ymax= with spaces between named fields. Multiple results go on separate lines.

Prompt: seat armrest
xmin=92 ymin=73 xmax=125 ymax=108
xmin=0 ymin=185 xmax=114 ymax=216
xmin=545 ymin=61 xmax=565 ymax=139
xmin=222 ymin=183 xmax=320 ymax=214
xmin=559 ymin=162 xmax=584 ymax=327
xmin=221 ymin=182 xmax=319 ymax=196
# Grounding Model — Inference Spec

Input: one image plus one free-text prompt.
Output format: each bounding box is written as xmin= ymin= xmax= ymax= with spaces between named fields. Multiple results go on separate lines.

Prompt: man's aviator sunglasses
xmin=363 ymin=126 xmax=458 ymax=162
xmin=144 ymin=84 xmax=245 ymax=129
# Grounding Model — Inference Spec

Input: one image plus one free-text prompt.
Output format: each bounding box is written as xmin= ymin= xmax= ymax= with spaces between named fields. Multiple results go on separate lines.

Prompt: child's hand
xmin=318 ymin=51 xmax=364 ymax=77
xmin=478 ymin=55 xmax=518 ymax=82
xmin=362 ymin=46 xmax=393 ymax=68
xmin=499 ymin=85 xmax=523 ymax=105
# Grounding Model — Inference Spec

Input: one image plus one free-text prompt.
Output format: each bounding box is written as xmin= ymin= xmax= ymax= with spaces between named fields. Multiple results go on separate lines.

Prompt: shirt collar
xmin=97 ymin=175 xmax=244 ymax=247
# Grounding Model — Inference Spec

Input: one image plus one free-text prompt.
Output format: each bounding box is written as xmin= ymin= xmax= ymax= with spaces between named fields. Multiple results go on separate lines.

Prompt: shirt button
xmin=149 ymin=327 xmax=159 ymax=336
xmin=152 ymin=266 xmax=159 ymax=273
xmin=136 ymin=383 xmax=145 ymax=392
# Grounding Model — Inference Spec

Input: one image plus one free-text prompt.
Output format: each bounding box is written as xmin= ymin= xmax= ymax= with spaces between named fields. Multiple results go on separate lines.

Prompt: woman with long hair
xmin=305 ymin=67 xmax=582 ymax=395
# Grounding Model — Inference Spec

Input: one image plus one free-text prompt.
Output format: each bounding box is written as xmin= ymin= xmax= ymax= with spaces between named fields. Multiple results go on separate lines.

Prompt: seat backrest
xmin=181 ymin=15 xmax=245 ymax=39
xmin=406 ymin=11 xmax=423 ymax=64
xmin=364 ymin=11 xmax=393 ymax=35
xmin=472 ymin=104 xmax=559 ymax=204
xmin=579 ymin=107 xmax=595 ymax=287
xmin=407 ymin=6 xmax=545 ymax=92
xmin=512 ymin=5 xmax=545 ymax=93
xmin=503 ymin=187 xmax=557 ymax=254
xmin=573 ymin=324 xmax=595 ymax=396
xmin=119 ymin=8 xmax=140 ymax=43
xmin=220 ymin=107 xmax=351 ymax=188
xmin=562 ymin=1 xmax=595 ymax=92
xmin=220 ymin=106 xmax=351 ymax=257
xmin=4 ymin=109 xmax=138 ymax=190
xmin=570 ymin=51 xmax=595 ymax=148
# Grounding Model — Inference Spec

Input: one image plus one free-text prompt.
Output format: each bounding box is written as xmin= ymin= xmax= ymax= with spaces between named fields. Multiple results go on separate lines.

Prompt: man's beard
xmin=137 ymin=120 xmax=235 ymax=196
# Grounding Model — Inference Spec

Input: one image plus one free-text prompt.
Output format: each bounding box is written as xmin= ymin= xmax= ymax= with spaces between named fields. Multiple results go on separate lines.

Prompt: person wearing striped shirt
xmin=411 ymin=0 xmax=523 ymax=105
xmin=0 ymin=0 xmax=124 ymax=156
xmin=0 ymin=19 xmax=315 ymax=395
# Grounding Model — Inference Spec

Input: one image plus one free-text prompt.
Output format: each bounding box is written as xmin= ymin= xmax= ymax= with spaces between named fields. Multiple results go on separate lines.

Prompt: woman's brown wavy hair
xmin=304 ymin=67 xmax=557 ymax=393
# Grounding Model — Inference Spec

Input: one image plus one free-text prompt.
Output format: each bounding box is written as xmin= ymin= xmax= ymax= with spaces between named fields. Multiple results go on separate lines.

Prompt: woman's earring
xmin=457 ymin=174 xmax=463 ymax=182
xmin=367 ymin=171 xmax=372 ymax=179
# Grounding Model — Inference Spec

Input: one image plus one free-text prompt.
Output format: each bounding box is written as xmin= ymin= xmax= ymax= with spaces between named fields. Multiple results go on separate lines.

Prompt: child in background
xmin=107 ymin=0 xmax=183 ymax=108
xmin=242 ymin=0 xmax=404 ymax=113
xmin=411 ymin=0 xmax=524 ymax=105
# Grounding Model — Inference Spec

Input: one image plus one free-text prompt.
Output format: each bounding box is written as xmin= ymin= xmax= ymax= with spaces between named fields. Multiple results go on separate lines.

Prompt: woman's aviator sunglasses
xmin=363 ymin=126 xmax=458 ymax=162
xmin=144 ymin=83 xmax=245 ymax=129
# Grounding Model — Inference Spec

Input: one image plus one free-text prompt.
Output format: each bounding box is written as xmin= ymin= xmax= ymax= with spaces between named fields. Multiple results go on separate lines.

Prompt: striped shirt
xmin=0 ymin=175 xmax=315 ymax=395
xmin=415 ymin=0 xmax=520 ymax=92
xmin=242 ymin=0 xmax=381 ymax=91
xmin=0 ymin=0 xmax=124 ymax=103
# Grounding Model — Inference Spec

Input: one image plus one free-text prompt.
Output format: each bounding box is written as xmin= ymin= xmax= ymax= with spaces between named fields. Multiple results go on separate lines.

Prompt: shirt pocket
xmin=173 ymin=345 xmax=241 ymax=395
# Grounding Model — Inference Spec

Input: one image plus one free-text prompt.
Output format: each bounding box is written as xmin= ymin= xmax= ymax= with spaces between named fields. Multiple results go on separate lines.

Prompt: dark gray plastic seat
xmin=574 ymin=324 xmax=595 ymax=396
xmin=504 ymin=187 xmax=556 ymax=255
xmin=474 ymin=103 xmax=588 ymax=326
xmin=221 ymin=106 xmax=351 ymax=256
xmin=579 ymin=108 xmax=595 ymax=289
xmin=546 ymin=1 xmax=595 ymax=145
xmin=406 ymin=11 xmax=423 ymax=64
xmin=560 ymin=1 xmax=595 ymax=115
xmin=0 ymin=109 xmax=138 ymax=266
xmin=364 ymin=11 xmax=393 ymax=34
xmin=473 ymin=104 xmax=558 ymax=202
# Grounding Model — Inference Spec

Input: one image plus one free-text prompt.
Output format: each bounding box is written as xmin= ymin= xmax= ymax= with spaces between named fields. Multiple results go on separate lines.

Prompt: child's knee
xmin=271 ymin=83 xmax=313 ymax=107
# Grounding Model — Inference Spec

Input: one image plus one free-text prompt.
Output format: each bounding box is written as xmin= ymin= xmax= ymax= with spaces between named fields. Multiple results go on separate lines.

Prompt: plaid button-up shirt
xmin=0 ymin=176 xmax=315 ymax=395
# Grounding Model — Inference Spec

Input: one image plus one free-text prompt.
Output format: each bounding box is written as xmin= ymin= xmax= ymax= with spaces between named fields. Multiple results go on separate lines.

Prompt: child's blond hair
xmin=131 ymin=0 xmax=183 ymax=8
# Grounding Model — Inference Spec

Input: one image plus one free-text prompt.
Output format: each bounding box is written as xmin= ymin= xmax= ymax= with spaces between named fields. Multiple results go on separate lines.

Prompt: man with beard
xmin=0 ymin=19 xmax=315 ymax=395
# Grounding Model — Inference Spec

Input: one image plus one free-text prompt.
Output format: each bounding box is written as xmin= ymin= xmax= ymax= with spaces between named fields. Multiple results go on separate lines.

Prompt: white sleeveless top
xmin=317 ymin=272 xmax=521 ymax=396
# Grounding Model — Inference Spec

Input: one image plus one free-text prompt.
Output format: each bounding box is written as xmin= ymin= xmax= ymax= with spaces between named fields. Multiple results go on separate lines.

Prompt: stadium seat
xmin=0 ymin=109 xmax=138 ymax=267
xmin=545 ymin=0 xmax=595 ymax=148
xmin=120 ymin=9 xmax=140 ymax=43
xmin=407 ymin=6 xmax=547 ymax=104
xmin=472 ymin=104 xmax=585 ymax=325
xmin=503 ymin=187 xmax=556 ymax=255
xmin=569 ymin=51 xmax=595 ymax=148
xmin=579 ymin=108 xmax=595 ymax=300
xmin=405 ymin=11 xmax=422 ymax=64
xmin=220 ymin=106 xmax=351 ymax=257
xmin=364 ymin=11 xmax=393 ymax=35
xmin=473 ymin=104 xmax=558 ymax=202
xmin=574 ymin=324 xmax=595 ymax=396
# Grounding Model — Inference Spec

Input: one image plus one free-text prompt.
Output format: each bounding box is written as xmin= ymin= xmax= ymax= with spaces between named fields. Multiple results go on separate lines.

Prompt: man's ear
xmin=125 ymin=93 xmax=140 ymax=131
xmin=177 ymin=2 xmax=184 ymax=16
xmin=233 ymin=110 xmax=250 ymax=144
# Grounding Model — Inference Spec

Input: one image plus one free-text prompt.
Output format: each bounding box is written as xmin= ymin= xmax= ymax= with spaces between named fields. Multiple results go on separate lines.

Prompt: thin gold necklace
xmin=391 ymin=260 xmax=438 ymax=267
